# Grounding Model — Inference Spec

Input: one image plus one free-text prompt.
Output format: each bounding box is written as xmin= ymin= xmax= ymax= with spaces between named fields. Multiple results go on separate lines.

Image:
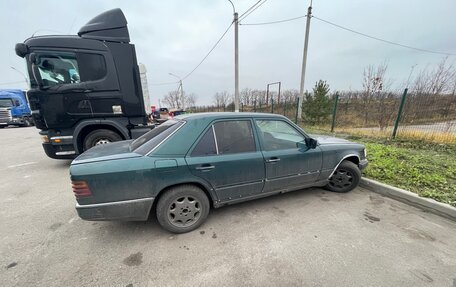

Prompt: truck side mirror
xmin=14 ymin=100 xmax=20 ymax=106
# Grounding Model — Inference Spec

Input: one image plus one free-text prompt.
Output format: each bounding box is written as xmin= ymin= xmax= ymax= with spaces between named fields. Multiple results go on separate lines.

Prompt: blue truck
xmin=0 ymin=89 xmax=33 ymax=128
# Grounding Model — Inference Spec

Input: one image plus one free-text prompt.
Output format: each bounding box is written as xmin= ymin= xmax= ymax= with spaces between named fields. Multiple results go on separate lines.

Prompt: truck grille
xmin=0 ymin=109 xmax=12 ymax=124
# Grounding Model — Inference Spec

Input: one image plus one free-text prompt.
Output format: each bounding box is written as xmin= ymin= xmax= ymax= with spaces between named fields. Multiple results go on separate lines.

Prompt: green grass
xmin=302 ymin=124 xmax=456 ymax=206
xmin=349 ymin=136 xmax=456 ymax=207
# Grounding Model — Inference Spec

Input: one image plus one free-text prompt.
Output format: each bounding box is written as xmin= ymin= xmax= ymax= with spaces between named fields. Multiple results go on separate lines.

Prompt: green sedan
xmin=70 ymin=113 xmax=368 ymax=233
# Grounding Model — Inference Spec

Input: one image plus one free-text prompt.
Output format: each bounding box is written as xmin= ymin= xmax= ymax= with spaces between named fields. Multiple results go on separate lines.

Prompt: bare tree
xmin=213 ymin=91 xmax=231 ymax=111
xmin=361 ymin=63 xmax=394 ymax=129
xmin=162 ymin=90 xmax=197 ymax=109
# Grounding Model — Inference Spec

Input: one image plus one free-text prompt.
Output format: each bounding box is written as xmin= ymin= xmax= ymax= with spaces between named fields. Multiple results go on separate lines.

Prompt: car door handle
xmin=195 ymin=164 xmax=215 ymax=171
xmin=265 ymin=157 xmax=280 ymax=163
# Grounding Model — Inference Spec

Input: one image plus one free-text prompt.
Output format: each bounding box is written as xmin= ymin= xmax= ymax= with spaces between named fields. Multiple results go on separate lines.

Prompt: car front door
xmin=255 ymin=119 xmax=322 ymax=193
xmin=185 ymin=119 xmax=265 ymax=202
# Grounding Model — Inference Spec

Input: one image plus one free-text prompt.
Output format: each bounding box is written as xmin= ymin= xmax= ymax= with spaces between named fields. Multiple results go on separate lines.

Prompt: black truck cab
xmin=15 ymin=8 xmax=152 ymax=159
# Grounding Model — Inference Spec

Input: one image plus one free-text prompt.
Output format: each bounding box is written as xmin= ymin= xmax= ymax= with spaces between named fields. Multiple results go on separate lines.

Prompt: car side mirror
xmin=305 ymin=137 xmax=318 ymax=149
xmin=296 ymin=141 xmax=308 ymax=150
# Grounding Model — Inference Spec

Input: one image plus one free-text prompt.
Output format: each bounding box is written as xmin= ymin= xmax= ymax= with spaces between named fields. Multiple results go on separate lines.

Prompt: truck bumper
xmin=76 ymin=197 xmax=154 ymax=221
xmin=40 ymin=131 xmax=77 ymax=159
xmin=42 ymin=143 xmax=76 ymax=159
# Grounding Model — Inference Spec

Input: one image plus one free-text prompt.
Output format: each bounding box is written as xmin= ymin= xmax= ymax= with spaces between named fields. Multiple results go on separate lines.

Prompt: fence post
xmin=392 ymin=88 xmax=408 ymax=139
xmin=294 ymin=99 xmax=299 ymax=124
xmin=331 ymin=94 xmax=339 ymax=132
xmin=241 ymin=103 xmax=244 ymax=112
xmin=254 ymin=100 xmax=257 ymax=112
xmin=271 ymin=99 xmax=274 ymax=113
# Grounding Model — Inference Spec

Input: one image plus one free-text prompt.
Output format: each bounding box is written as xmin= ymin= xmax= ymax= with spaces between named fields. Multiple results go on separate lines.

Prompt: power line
xmin=239 ymin=0 xmax=268 ymax=22
xmin=240 ymin=15 xmax=306 ymax=26
xmin=150 ymin=21 xmax=233 ymax=86
xmin=312 ymin=15 xmax=455 ymax=56
xmin=181 ymin=22 xmax=233 ymax=80
xmin=149 ymin=81 xmax=179 ymax=86
xmin=239 ymin=0 xmax=262 ymax=19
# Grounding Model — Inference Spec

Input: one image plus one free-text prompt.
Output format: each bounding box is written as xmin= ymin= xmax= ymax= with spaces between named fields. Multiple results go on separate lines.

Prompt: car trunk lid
xmin=71 ymin=140 xmax=141 ymax=165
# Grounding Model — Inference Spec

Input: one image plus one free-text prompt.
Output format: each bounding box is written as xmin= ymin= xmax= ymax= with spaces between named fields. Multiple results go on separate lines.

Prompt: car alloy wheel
xmin=156 ymin=185 xmax=210 ymax=233
xmin=326 ymin=160 xmax=361 ymax=193
xmin=167 ymin=196 xmax=201 ymax=228
xmin=329 ymin=169 xmax=353 ymax=190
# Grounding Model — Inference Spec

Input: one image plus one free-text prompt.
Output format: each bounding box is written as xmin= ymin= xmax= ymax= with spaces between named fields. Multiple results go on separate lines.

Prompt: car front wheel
xmin=326 ymin=161 xmax=361 ymax=193
xmin=156 ymin=185 xmax=210 ymax=233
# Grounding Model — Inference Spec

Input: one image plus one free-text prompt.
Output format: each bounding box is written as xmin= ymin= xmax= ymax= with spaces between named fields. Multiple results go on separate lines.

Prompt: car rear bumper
xmin=359 ymin=159 xmax=368 ymax=170
xmin=76 ymin=197 xmax=154 ymax=221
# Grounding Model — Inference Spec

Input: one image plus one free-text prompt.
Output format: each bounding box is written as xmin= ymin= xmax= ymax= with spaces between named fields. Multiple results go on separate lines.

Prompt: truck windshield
xmin=130 ymin=120 xmax=184 ymax=154
xmin=0 ymin=99 xmax=13 ymax=107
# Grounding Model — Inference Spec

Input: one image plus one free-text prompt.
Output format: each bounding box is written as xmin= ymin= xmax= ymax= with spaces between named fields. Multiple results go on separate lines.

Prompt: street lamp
xmin=10 ymin=66 xmax=29 ymax=88
xmin=168 ymin=72 xmax=184 ymax=109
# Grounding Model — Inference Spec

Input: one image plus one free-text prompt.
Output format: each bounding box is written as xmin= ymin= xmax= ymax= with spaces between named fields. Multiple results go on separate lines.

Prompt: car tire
xmin=156 ymin=185 xmax=210 ymax=234
xmin=326 ymin=161 xmax=361 ymax=193
xmin=83 ymin=129 xmax=123 ymax=151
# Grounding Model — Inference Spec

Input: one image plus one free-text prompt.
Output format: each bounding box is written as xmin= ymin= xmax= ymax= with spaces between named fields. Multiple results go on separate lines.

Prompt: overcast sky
xmin=1 ymin=0 xmax=455 ymax=105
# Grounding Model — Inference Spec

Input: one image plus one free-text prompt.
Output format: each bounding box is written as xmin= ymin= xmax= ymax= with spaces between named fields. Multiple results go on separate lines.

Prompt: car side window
xmin=213 ymin=120 xmax=256 ymax=155
xmin=256 ymin=120 xmax=305 ymax=151
xmin=191 ymin=128 xmax=217 ymax=157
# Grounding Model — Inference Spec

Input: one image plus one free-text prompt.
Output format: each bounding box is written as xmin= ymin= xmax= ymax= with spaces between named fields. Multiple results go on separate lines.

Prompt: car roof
xmin=175 ymin=112 xmax=287 ymax=121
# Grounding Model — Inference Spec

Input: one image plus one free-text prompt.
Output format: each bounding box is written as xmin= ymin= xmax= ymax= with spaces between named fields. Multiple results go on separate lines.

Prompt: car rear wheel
xmin=156 ymin=185 xmax=210 ymax=233
xmin=326 ymin=161 xmax=361 ymax=193
xmin=83 ymin=129 xmax=123 ymax=151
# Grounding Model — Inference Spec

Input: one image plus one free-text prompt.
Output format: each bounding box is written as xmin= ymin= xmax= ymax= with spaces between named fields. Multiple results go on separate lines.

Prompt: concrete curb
xmin=360 ymin=177 xmax=456 ymax=221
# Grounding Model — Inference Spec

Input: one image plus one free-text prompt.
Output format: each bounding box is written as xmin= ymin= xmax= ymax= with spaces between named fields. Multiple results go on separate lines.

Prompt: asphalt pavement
xmin=1 ymin=127 xmax=455 ymax=287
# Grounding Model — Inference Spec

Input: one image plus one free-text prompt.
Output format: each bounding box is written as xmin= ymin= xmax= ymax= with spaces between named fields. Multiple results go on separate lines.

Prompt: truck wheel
xmin=83 ymin=129 xmax=123 ymax=151
xmin=326 ymin=161 xmax=361 ymax=193
xmin=22 ymin=117 xmax=32 ymax=127
xmin=156 ymin=185 xmax=210 ymax=234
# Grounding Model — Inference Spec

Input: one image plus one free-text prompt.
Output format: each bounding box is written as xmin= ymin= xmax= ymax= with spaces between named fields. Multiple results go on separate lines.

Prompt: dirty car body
xmin=70 ymin=113 xmax=367 ymax=233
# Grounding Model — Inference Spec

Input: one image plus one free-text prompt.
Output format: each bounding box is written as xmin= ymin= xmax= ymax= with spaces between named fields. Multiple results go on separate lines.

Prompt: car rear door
xmin=255 ymin=119 xmax=322 ymax=193
xmin=185 ymin=119 xmax=265 ymax=202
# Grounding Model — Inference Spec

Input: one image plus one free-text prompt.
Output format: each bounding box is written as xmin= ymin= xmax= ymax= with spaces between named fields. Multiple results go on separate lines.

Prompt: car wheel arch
xmin=74 ymin=122 xmax=128 ymax=153
xmin=329 ymin=154 xmax=360 ymax=178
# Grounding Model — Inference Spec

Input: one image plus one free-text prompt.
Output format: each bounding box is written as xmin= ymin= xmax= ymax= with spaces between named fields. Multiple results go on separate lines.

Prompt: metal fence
xmin=188 ymin=89 xmax=456 ymax=144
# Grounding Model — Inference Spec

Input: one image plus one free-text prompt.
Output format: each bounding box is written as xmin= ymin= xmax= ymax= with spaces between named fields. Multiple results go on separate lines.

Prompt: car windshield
xmin=130 ymin=120 xmax=183 ymax=154
xmin=0 ymin=99 xmax=13 ymax=107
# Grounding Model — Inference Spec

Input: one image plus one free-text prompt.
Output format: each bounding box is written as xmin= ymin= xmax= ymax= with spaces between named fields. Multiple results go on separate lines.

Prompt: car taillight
xmin=71 ymin=181 xmax=92 ymax=198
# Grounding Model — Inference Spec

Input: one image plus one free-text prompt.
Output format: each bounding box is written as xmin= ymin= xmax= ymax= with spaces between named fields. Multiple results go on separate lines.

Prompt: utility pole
xmin=234 ymin=12 xmax=240 ymax=112
xmin=169 ymin=72 xmax=184 ymax=109
xmin=297 ymin=2 xmax=312 ymax=121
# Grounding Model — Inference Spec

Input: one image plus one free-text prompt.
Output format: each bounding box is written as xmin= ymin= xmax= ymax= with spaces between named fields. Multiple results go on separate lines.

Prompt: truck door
xmin=29 ymin=50 xmax=120 ymax=129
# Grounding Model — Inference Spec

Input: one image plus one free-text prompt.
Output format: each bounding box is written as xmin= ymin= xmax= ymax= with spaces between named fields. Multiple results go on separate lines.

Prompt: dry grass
xmin=335 ymin=127 xmax=456 ymax=144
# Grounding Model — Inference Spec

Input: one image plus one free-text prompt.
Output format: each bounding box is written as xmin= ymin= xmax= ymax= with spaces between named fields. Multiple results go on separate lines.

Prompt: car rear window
xmin=130 ymin=120 xmax=184 ymax=154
